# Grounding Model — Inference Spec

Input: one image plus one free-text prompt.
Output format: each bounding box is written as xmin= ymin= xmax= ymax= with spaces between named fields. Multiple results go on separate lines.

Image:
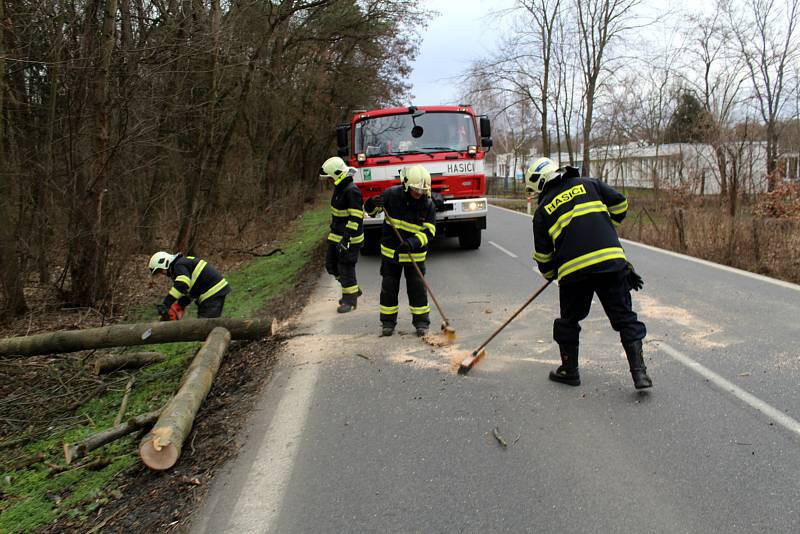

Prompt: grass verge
xmin=0 ymin=206 xmax=328 ymax=533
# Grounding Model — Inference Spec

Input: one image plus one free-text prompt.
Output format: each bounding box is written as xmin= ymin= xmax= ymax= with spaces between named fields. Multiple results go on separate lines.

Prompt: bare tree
xmin=724 ymin=0 xmax=800 ymax=190
xmin=575 ymin=0 xmax=642 ymax=176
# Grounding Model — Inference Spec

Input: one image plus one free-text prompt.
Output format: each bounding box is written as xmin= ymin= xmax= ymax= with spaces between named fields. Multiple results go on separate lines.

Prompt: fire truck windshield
xmin=354 ymin=112 xmax=477 ymax=157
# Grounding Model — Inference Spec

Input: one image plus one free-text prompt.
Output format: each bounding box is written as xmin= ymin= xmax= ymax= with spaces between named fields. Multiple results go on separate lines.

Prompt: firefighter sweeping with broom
xmin=320 ymin=156 xmax=364 ymax=313
xmin=526 ymin=157 xmax=652 ymax=389
xmin=364 ymin=165 xmax=437 ymax=338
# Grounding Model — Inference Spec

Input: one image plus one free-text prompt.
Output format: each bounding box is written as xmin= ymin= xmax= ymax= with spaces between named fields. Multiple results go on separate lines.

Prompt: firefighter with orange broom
xmin=526 ymin=157 xmax=652 ymax=389
xmin=364 ymin=165 xmax=437 ymax=337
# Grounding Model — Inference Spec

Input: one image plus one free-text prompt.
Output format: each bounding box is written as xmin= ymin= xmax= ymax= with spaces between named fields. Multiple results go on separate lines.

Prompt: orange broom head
xmin=457 ymin=349 xmax=485 ymax=375
xmin=441 ymin=323 xmax=456 ymax=344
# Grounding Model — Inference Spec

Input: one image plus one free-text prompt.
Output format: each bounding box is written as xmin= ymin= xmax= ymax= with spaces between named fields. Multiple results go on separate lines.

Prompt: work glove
xmin=397 ymin=240 xmax=411 ymax=253
xmin=337 ymin=238 xmax=350 ymax=254
xmin=156 ymin=304 xmax=169 ymax=321
xmin=371 ymin=194 xmax=384 ymax=208
xmin=167 ymin=301 xmax=185 ymax=321
xmin=624 ymin=262 xmax=644 ymax=291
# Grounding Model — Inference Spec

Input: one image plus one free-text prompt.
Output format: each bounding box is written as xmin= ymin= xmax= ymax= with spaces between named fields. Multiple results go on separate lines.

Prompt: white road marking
xmin=489 ymin=240 xmax=518 ymax=258
xmin=489 ymin=203 xmax=800 ymax=292
xmin=657 ymin=342 xmax=800 ymax=439
xmin=223 ymin=362 xmax=321 ymax=533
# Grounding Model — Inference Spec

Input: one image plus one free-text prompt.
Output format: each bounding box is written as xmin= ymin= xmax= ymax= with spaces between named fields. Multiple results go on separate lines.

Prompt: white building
xmin=488 ymin=142 xmax=787 ymax=195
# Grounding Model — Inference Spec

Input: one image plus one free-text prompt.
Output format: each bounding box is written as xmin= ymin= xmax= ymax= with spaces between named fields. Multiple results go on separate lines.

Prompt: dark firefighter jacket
xmin=365 ymin=185 xmax=437 ymax=263
xmin=328 ymin=175 xmax=364 ymax=247
xmin=163 ymin=254 xmax=230 ymax=308
xmin=532 ymin=167 xmax=628 ymax=283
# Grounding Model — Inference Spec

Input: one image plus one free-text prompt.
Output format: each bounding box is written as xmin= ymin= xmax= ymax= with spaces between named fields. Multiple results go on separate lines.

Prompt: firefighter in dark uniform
xmin=148 ymin=251 xmax=230 ymax=320
xmin=320 ymin=156 xmax=364 ymax=313
xmin=364 ymin=165 xmax=436 ymax=337
xmin=526 ymin=157 xmax=652 ymax=389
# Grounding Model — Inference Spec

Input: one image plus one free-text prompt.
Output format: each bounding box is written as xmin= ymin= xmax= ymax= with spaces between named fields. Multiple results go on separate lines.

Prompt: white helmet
xmin=148 ymin=251 xmax=176 ymax=275
xmin=524 ymin=157 xmax=561 ymax=193
xmin=400 ymin=165 xmax=431 ymax=196
xmin=319 ymin=156 xmax=353 ymax=186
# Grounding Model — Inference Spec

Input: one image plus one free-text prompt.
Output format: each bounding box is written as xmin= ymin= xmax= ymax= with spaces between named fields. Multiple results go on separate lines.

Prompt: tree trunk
xmin=64 ymin=409 xmax=160 ymax=464
xmin=0 ymin=0 xmax=27 ymax=317
xmin=0 ymin=317 xmax=272 ymax=357
xmin=69 ymin=0 xmax=118 ymax=306
xmin=139 ymin=327 xmax=230 ymax=470
xmin=93 ymin=351 xmax=166 ymax=374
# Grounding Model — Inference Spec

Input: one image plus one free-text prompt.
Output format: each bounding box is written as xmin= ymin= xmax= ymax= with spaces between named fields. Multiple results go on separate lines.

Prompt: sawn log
xmin=93 ymin=352 xmax=166 ymax=374
xmin=0 ymin=317 xmax=270 ymax=357
xmin=139 ymin=327 xmax=231 ymax=470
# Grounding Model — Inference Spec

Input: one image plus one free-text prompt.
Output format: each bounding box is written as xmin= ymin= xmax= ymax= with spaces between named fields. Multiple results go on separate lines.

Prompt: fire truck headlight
xmin=357 ymin=153 xmax=366 ymax=162
xmin=464 ymin=200 xmax=486 ymax=212
xmin=468 ymin=145 xmax=477 ymax=155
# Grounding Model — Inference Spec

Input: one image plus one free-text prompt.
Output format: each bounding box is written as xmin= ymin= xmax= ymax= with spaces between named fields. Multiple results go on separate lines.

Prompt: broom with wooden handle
xmin=458 ymin=279 xmax=553 ymax=374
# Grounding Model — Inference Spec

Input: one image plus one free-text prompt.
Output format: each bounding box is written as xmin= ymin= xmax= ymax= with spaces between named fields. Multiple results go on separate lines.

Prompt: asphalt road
xmin=192 ymin=205 xmax=800 ymax=534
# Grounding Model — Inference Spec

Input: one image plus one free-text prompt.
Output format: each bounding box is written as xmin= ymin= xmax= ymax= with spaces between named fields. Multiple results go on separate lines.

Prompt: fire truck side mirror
xmin=336 ymin=124 xmax=350 ymax=157
xmin=479 ymin=116 xmax=492 ymax=149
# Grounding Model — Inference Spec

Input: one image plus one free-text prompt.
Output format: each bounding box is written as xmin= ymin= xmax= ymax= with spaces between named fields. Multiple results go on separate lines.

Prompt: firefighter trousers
xmin=325 ymin=243 xmax=360 ymax=304
xmin=554 ymin=269 xmax=646 ymax=347
xmin=379 ymin=259 xmax=430 ymax=328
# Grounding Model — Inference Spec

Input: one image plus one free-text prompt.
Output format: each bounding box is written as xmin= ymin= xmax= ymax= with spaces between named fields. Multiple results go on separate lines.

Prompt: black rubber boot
xmin=549 ymin=344 xmax=580 ymax=386
xmin=415 ymin=327 xmax=428 ymax=337
xmin=339 ymin=289 xmax=362 ymax=305
xmin=623 ymin=340 xmax=653 ymax=389
xmin=381 ymin=324 xmax=395 ymax=337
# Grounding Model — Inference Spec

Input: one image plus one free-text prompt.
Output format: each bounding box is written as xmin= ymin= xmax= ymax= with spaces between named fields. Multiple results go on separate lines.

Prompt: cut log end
xmin=139 ymin=439 xmax=180 ymax=471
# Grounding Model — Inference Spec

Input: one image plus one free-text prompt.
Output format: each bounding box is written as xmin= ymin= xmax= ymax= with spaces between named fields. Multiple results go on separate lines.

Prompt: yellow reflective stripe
xmin=342 ymin=285 xmax=360 ymax=294
xmin=328 ymin=232 xmax=343 ymax=243
xmin=548 ymin=201 xmax=608 ymax=242
xmin=198 ymin=279 xmax=228 ymax=303
xmin=380 ymin=305 xmax=399 ymax=314
xmin=190 ymin=260 xmax=207 ymax=289
xmin=330 ymin=206 xmax=349 ymax=217
xmin=415 ymin=232 xmax=428 ymax=247
xmin=612 ymin=220 xmax=621 ymax=227
xmin=367 ymin=206 xmax=382 ymax=216
xmin=169 ymin=287 xmax=185 ymax=299
xmin=543 ymin=270 xmax=556 ymax=279
xmin=346 ymin=221 xmax=359 ymax=231
xmin=533 ymin=251 xmax=553 ymax=263
xmin=558 ymin=247 xmax=626 ymax=279
xmin=423 ymin=222 xmax=436 ymax=236
xmin=409 ymin=305 xmax=431 ymax=315
xmin=175 ymin=275 xmax=191 ymax=286
xmin=350 ymin=233 xmax=364 ymax=244
xmin=347 ymin=208 xmax=364 ymax=218
xmin=399 ymin=252 xmax=426 ymax=262
xmin=608 ymin=200 xmax=628 ymax=215
xmin=381 ymin=244 xmax=395 ymax=258
xmin=391 ymin=219 xmax=423 ymax=233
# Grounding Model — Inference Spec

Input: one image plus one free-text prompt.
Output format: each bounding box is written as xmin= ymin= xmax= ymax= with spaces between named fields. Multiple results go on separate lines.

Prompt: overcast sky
xmin=407 ymin=0 xmax=515 ymax=106
xmin=406 ymin=0 xmax=713 ymax=107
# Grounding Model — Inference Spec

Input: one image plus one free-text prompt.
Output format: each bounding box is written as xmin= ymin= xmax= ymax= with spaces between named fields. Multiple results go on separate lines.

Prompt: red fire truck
xmin=335 ymin=105 xmax=492 ymax=252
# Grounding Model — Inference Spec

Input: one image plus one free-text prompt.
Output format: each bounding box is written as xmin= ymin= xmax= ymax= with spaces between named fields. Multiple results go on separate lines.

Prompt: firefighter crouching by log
xmin=149 ymin=252 xmax=230 ymax=320
xmin=320 ymin=156 xmax=365 ymax=313
xmin=526 ymin=157 xmax=652 ymax=389
xmin=364 ymin=165 xmax=436 ymax=338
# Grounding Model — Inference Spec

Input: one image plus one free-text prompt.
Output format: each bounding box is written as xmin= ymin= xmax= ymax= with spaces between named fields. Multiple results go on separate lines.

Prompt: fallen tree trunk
xmin=0 ymin=317 xmax=270 ymax=358
xmin=139 ymin=327 xmax=231 ymax=470
xmin=63 ymin=409 xmax=161 ymax=464
xmin=93 ymin=352 xmax=165 ymax=374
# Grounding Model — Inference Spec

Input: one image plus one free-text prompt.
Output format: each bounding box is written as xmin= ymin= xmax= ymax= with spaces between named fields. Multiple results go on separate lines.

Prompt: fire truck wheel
xmin=458 ymin=225 xmax=482 ymax=250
